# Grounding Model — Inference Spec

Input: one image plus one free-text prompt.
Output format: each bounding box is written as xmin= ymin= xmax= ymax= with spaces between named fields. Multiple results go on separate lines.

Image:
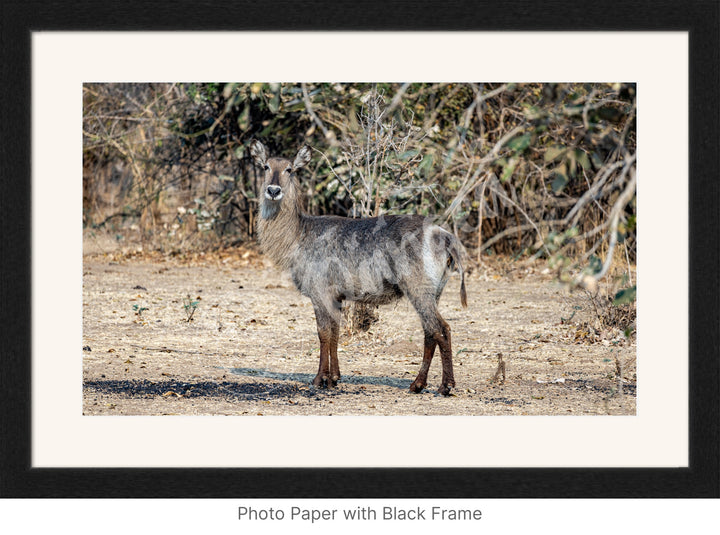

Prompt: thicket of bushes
xmin=83 ymin=82 xmax=636 ymax=294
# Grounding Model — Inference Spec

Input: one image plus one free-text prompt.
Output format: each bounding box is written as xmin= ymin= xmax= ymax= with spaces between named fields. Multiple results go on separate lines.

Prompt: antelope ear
xmin=293 ymin=145 xmax=312 ymax=170
xmin=249 ymin=140 xmax=268 ymax=166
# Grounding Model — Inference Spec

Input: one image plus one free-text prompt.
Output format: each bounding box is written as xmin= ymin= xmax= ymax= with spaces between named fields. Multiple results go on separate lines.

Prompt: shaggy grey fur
xmin=251 ymin=140 xmax=467 ymax=395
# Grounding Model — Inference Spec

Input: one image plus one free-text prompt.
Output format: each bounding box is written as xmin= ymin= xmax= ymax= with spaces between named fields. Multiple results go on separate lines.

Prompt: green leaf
xmin=551 ymin=175 xmax=568 ymax=193
xmin=523 ymin=105 xmax=542 ymax=119
xmin=588 ymin=255 xmax=603 ymax=274
xmin=507 ymin=133 xmax=532 ymax=152
xmin=576 ymin=149 xmax=591 ymax=170
xmin=565 ymin=226 xmax=579 ymax=239
xmin=551 ymin=164 xmax=568 ymax=193
xmin=567 ymin=151 xmax=577 ymax=178
xmin=544 ymin=145 xmax=566 ymax=162
xmin=268 ymin=93 xmax=280 ymax=114
xmin=613 ymin=285 xmax=637 ymax=306
xmin=237 ymin=106 xmax=250 ymax=131
xmin=399 ymin=149 xmax=420 ymax=161
xmin=501 ymin=157 xmax=518 ymax=182
xmin=416 ymin=154 xmax=435 ymax=177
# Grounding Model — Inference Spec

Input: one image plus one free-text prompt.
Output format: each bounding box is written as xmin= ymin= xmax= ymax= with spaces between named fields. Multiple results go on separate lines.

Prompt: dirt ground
xmin=82 ymin=242 xmax=636 ymax=416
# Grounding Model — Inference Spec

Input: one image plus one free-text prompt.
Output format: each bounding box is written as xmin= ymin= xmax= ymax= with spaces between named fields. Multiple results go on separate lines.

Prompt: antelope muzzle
xmin=265 ymin=185 xmax=283 ymax=201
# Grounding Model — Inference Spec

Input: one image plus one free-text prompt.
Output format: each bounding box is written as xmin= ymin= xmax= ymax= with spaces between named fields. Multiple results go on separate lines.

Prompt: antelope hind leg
xmin=436 ymin=319 xmax=455 ymax=396
xmin=410 ymin=333 xmax=437 ymax=393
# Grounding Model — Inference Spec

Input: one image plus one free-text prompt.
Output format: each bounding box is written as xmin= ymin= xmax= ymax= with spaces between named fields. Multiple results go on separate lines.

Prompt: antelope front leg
xmin=312 ymin=301 xmax=341 ymax=388
xmin=313 ymin=331 xmax=331 ymax=388
xmin=328 ymin=321 xmax=341 ymax=387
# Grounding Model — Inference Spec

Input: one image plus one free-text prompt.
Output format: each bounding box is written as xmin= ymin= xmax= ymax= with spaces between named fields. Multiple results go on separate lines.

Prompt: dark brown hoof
xmin=312 ymin=375 xmax=326 ymax=388
xmin=438 ymin=384 xmax=452 ymax=396
xmin=409 ymin=381 xmax=426 ymax=393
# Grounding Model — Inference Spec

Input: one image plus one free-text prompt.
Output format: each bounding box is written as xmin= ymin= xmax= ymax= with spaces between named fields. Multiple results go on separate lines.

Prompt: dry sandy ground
xmin=82 ymin=248 xmax=636 ymax=416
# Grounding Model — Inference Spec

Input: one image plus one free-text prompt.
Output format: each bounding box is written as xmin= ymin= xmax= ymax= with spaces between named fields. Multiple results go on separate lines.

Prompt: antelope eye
xmin=263 ymin=165 xmax=270 ymax=171
xmin=285 ymin=166 xmax=292 ymax=173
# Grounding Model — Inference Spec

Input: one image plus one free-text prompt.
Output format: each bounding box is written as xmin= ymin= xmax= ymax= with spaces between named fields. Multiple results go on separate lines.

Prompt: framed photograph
xmin=1 ymin=0 xmax=717 ymax=503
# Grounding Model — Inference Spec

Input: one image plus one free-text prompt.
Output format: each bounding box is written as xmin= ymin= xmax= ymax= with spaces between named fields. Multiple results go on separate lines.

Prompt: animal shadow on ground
xmin=228 ymin=367 xmax=413 ymax=390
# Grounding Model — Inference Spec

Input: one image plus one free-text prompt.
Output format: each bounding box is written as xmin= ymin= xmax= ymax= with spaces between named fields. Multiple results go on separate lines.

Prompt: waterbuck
xmin=250 ymin=140 xmax=467 ymax=396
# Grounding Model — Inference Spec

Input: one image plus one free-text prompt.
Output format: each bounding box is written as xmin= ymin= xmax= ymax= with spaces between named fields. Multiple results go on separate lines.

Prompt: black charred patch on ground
xmin=484 ymin=397 xmax=527 ymax=406
xmin=564 ymin=378 xmax=637 ymax=397
xmin=83 ymin=378 xmax=371 ymax=402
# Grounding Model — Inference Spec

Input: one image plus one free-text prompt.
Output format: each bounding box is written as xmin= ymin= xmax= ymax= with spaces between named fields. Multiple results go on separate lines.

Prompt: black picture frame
xmin=1 ymin=0 xmax=718 ymax=498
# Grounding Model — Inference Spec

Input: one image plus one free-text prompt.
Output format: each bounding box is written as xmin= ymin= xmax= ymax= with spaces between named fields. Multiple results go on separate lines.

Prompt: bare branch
xmin=576 ymin=167 xmax=636 ymax=290
xmin=301 ymin=83 xmax=336 ymax=144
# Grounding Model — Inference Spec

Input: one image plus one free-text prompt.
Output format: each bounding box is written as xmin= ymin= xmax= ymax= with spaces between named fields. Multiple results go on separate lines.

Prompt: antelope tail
xmin=448 ymin=241 xmax=468 ymax=308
